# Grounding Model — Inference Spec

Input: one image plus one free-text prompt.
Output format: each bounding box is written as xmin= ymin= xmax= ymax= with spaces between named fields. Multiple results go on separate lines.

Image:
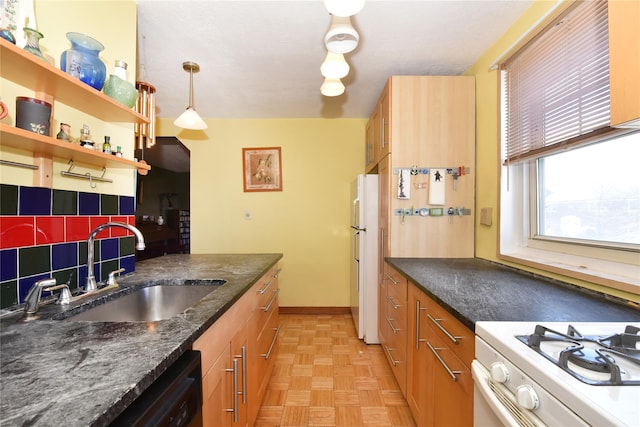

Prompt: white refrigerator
xmin=350 ymin=174 xmax=379 ymax=344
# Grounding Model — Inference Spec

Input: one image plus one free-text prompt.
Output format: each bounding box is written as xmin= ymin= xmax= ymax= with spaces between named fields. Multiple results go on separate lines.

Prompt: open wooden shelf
xmin=0 ymin=124 xmax=150 ymax=170
xmin=0 ymin=38 xmax=149 ymax=124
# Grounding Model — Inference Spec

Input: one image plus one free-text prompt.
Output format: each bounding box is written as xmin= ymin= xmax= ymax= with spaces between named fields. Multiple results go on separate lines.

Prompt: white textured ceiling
xmin=136 ymin=0 xmax=533 ymax=121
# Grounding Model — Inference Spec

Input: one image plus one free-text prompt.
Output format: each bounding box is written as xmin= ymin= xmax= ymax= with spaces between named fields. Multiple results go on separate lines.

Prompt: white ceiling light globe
xmin=320 ymin=78 xmax=345 ymax=97
xmin=324 ymin=15 xmax=359 ymax=54
xmin=324 ymin=0 xmax=365 ymax=17
xmin=320 ymin=52 xmax=350 ymax=79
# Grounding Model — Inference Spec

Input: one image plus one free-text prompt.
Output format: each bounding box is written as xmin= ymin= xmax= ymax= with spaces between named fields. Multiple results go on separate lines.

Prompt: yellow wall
xmin=466 ymin=0 xmax=638 ymax=302
xmin=155 ymin=118 xmax=366 ymax=307
xmin=0 ymin=0 xmax=138 ymax=196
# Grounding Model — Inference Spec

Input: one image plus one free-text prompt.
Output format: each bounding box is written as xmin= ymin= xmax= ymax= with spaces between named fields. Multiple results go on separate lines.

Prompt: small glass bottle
xmin=79 ymin=124 xmax=94 ymax=149
xmin=102 ymin=136 xmax=111 ymax=153
xmin=113 ymin=60 xmax=128 ymax=79
xmin=116 ymin=146 xmax=123 ymax=158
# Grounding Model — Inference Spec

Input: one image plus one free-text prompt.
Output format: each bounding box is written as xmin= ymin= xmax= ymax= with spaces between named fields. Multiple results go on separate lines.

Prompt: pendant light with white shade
xmin=174 ymin=61 xmax=207 ymax=130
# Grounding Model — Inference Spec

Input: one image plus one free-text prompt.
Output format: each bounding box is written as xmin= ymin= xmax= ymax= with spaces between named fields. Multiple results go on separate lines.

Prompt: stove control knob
xmin=489 ymin=362 xmax=509 ymax=383
xmin=516 ymin=385 xmax=540 ymax=410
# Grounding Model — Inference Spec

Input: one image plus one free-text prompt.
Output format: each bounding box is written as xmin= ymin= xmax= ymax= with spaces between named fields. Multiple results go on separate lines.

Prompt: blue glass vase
xmin=60 ymin=32 xmax=107 ymax=91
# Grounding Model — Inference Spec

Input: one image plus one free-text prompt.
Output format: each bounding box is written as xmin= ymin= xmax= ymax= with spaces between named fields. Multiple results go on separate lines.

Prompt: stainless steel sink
xmin=67 ymin=280 xmax=226 ymax=322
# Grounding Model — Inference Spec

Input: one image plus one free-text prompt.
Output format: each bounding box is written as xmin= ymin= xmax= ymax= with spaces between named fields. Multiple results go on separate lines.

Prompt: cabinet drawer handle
xmin=258 ymin=279 xmax=273 ymax=295
xmin=386 ymin=316 xmax=399 ymax=334
xmin=415 ymin=299 xmax=428 ymax=349
xmin=427 ymin=341 xmax=461 ymax=382
xmin=427 ymin=313 xmax=462 ymax=344
xmin=384 ymin=345 xmax=399 ymax=366
xmin=385 ymin=294 xmax=400 ymax=310
xmin=385 ymin=272 xmax=399 ymax=285
xmin=225 ymin=358 xmax=239 ymax=422
xmin=261 ymin=326 xmax=280 ymax=360
xmin=272 ymin=268 xmax=282 ymax=279
xmin=261 ymin=288 xmax=280 ymax=312
xmin=233 ymin=346 xmax=247 ymax=405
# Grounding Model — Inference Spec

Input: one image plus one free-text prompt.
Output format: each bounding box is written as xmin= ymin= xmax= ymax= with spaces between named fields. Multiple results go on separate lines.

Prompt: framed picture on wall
xmin=242 ymin=147 xmax=282 ymax=192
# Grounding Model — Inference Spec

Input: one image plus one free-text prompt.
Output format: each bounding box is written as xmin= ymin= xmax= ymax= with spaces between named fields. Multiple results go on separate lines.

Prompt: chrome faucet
xmin=85 ymin=222 xmax=145 ymax=293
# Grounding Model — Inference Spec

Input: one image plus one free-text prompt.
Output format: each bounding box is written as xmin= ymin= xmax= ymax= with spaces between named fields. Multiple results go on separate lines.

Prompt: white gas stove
xmin=473 ymin=322 xmax=640 ymax=427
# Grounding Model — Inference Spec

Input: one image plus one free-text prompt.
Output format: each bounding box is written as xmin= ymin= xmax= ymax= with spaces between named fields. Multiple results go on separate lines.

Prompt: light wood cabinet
xmin=609 ymin=0 xmax=640 ymax=128
xmin=365 ymin=81 xmax=390 ymax=173
xmin=193 ymin=264 xmax=281 ymax=427
xmin=408 ymin=283 xmax=474 ymax=426
xmin=380 ymin=76 xmax=475 ymax=259
xmin=0 ymin=39 xmax=150 ymax=187
xmin=379 ymin=263 xmax=408 ymax=396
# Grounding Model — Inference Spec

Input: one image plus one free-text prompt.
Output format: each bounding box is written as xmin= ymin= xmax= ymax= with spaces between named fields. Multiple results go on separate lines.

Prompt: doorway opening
xmin=135 ymin=137 xmax=190 ymax=261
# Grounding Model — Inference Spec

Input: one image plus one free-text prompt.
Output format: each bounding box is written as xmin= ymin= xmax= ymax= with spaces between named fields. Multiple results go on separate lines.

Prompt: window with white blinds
xmin=503 ymin=0 xmax=612 ymax=163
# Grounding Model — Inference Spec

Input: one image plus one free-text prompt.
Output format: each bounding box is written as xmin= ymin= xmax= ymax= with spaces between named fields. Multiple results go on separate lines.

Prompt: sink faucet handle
xmin=43 ymin=284 xmax=72 ymax=305
xmin=24 ymin=278 xmax=57 ymax=315
xmin=107 ymin=268 xmax=126 ymax=287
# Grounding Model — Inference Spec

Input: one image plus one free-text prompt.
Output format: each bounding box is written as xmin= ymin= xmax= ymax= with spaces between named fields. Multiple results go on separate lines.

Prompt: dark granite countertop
xmin=0 ymin=253 xmax=282 ymax=427
xmin=387 ymin=258 xmax=640 ymax=331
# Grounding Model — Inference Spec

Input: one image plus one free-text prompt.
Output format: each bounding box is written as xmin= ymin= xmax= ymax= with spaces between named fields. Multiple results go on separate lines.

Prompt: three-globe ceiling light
xmin=174 ymin=61 xmax=207 ymax=130
xmin=320 ymin=0 xmax=365 ymax=97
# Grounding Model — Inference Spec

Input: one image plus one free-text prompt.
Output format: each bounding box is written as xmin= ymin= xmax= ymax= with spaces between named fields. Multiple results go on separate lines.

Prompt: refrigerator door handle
xmin=352 ymin=198 xmax=366 ymax=231
xmin=353 ymin=231 xmax=360 ymax=262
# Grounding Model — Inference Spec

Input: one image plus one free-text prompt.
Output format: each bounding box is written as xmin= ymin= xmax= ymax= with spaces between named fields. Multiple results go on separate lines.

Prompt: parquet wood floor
xmin=255 ymin=314 xmax=416 ymax=427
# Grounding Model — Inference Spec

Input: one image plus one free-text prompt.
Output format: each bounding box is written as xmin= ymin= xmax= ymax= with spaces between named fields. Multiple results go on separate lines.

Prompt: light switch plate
xmin=480 ymin=207 xmax=492 ymax=226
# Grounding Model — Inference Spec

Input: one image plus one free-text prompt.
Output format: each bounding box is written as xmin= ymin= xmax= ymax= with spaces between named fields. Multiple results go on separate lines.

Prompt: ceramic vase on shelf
xmin=22 ymin=27 xmax=47 ymax=61
xmin=103 ymin=60 xmax=138 ymax=108
xmin=60 ymin=32 xmax=107 ymax=91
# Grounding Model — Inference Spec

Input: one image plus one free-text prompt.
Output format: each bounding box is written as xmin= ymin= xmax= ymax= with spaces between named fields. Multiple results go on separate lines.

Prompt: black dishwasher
xmin=110 ymin=350 xmax=202 ymax=427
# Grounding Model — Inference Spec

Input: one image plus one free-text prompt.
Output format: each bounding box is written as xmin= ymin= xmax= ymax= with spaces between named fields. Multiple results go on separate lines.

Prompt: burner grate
xmin=516 ymin=324 xmax=640 ymax=386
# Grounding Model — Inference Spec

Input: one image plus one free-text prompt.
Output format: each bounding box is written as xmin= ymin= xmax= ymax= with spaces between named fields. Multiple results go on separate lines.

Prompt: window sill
xmin=499 ymin=248 xmax=640 ymax=300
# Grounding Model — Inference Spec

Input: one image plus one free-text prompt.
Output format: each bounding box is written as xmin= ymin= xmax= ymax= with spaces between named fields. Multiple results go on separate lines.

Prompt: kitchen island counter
xmin=387 ymin=258 xmax=639 ymax=332
xmin=0 ymin=253 xmax=282 ymax=427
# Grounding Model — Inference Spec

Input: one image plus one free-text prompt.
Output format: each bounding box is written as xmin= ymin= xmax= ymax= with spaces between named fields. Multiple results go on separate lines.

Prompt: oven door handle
xmin=471 ymin=360 xmax=541 ymax=427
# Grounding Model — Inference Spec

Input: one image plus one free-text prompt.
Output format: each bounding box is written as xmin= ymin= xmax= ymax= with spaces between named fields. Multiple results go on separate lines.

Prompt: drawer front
xmin=254 ymin=287 xmax=279 ymax=335
xmin=383 ymin=330 xmax=407 ymax=396
xmin=424 ymin=296 xmax=474 ymax=366
xmin=255 ymin=266 xmax=280 ymax=310
xmin=385 ymin=267 xmax=407 ymax=302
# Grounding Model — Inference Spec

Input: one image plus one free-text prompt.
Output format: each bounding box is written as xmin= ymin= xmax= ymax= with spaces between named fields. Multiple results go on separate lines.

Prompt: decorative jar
xmin=103 ymin=60 xmax=138 ymax=108
xmin=60 ymin=32 xmax=107 ymax=90
xmin=15 ymin=97 xmax=51 ymax=135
